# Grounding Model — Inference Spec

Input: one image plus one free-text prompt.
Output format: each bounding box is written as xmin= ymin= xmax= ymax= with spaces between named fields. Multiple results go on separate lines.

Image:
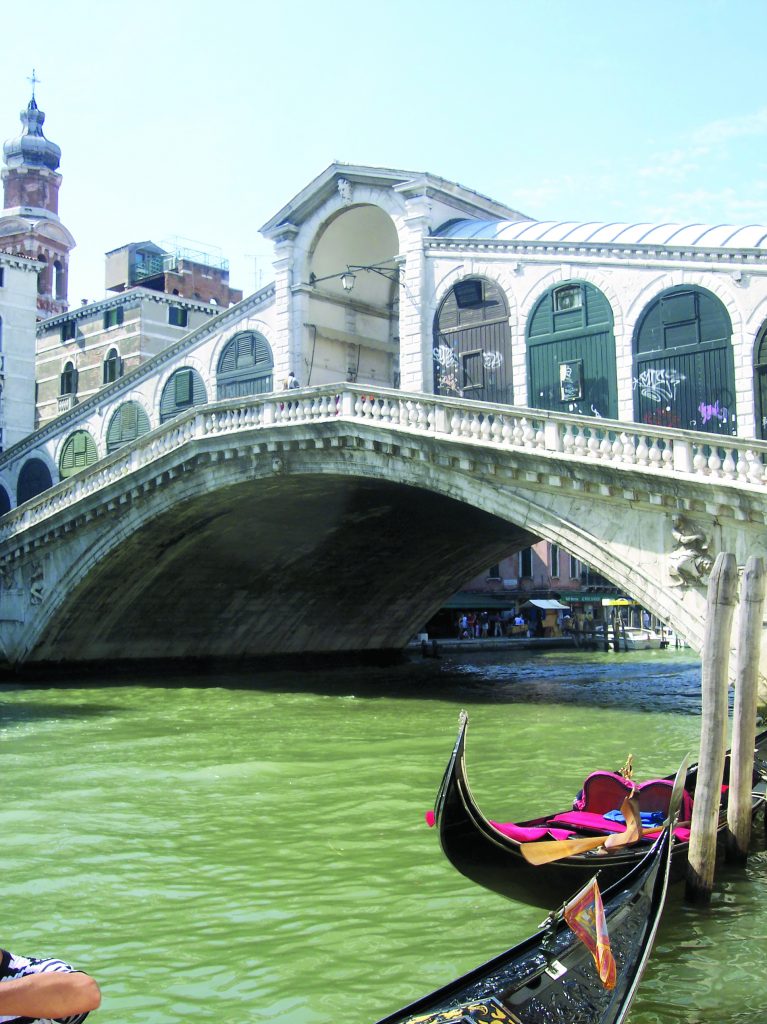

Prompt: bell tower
xmin=0 ymin=76 xmax=76 ymax=317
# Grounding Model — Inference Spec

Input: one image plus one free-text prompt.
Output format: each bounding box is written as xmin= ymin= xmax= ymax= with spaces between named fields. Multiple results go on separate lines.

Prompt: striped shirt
xmin=0 ymin=951 xmax=90 ymax=1024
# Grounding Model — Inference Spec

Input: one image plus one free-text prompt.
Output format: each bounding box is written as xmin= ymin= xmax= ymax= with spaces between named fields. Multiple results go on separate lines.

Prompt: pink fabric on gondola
xmin=489 ymin=821 xmax=575 ymax=842
xmin=549 ymin=811 xmax=628 ymax=833
xmin=425 ymin=811 xmax=435 ymax=827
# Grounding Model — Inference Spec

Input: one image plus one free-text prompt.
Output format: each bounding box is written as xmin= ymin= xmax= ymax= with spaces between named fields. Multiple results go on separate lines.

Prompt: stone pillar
xmin=398 ymin=203 xmax=431 ymax=393
xmin=270 ymin=224 xmax=299 ymax=387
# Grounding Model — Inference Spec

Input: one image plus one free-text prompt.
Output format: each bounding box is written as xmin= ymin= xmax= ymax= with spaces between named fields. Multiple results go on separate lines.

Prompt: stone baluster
xmin=648 ymin=437 xmax=663 ymax=469
xmin=562 ymin=423 xmax=576 ymax=455
xmin=491 ymin=415 xmax=504 ymax=444
xmin=635 ymin=435 xmax=649 ymax=466
xmin=722 ymin=449 xmax=737 ymax=480
xmin=480 ymin=416 xmax=492 ymax=442
xmin=707 ymin=448 xmax=723 ymax=477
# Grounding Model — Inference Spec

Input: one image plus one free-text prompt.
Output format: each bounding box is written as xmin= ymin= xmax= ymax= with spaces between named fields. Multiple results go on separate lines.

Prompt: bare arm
xmin=0 ymin=971 xmax=101 ymax=1018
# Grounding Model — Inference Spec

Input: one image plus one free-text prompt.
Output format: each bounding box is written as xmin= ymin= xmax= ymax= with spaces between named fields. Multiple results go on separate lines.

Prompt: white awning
xmin=521 ymin=599 xmax=570 ymax=611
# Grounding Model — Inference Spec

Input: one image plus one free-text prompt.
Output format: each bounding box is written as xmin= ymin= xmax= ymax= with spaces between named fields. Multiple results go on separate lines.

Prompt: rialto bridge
xmin=1 ymin=383 xmax=767 ymax=695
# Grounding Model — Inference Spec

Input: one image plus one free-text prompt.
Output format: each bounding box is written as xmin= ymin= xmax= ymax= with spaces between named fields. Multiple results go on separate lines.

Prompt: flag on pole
xmin=563 ymin=876 xmax=617 ymax=990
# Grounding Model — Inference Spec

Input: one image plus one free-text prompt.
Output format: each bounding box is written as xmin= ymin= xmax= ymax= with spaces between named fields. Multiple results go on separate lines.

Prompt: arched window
xmin=53 ymin=260 xmax=65 ymax=300
xmin=753 ymin=324 xmax=767 ymax=440
xmin=37 ymin=254 xmax=48 ymax=295
xmin=60 ymin=361 xmax=77 ymax=396
xmin=526 ymin=281 xmax=617 ymax=418
xmin=216 ymin=331 xmax=274 ymax=399
xmin=633 ymin=286 xmax=734 ymax=434
xmin=0 ymin=314 xmax=3 ymax=352
xmin=159 ymin=367 xmax=207 ymax=423
xmin=17 ymin=458 xmax=53 ymax=504
xmin=103 ymin=348 xmax=122 ymax=385
xmin=59 ymin=430 xmax=98 ymax=479
xmin=433 ymin=277 xmax=512 ymax=404
xmin=0 ymin=485 xmax=10 ymax=516
xmin=106 ymin=401 xmax=151 ymax=453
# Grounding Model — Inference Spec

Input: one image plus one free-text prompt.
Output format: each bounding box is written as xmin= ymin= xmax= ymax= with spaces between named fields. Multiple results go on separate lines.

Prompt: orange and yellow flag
xmin=563 ymin=876 xmax=617 ymax=990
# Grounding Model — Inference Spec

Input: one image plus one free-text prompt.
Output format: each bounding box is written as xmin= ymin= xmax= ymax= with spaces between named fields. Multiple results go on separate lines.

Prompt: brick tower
xmin=0 ymin=84 xmax=76 ymax=317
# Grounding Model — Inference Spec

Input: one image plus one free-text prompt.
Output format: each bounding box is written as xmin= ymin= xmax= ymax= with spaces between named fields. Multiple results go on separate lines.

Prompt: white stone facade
xmin=0 ymin=253 xmax=40 ymax=451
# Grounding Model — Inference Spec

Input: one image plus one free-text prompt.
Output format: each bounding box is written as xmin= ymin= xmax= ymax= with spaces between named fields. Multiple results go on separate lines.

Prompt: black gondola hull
xmin=375 ymin=824 xmax=673 ymax=1024
xmin=435 ymin=712 xmax=767 ymax=908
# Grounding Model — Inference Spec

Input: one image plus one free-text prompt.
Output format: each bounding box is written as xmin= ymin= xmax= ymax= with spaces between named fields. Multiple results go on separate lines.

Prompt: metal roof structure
xmin=432 ymin=218 xmax=767 ymax=250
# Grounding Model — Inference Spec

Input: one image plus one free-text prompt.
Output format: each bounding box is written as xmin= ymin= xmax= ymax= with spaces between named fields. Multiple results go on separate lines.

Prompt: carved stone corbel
xmin=668 ymin=514 xmax=714 ymax=587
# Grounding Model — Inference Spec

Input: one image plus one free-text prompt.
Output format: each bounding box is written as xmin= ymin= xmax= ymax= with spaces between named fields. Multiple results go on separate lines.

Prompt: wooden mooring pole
xmin=726 ymin=556 xmax=766 ymax=864
xmin=685 ymin=552 xmax=738 ymax=905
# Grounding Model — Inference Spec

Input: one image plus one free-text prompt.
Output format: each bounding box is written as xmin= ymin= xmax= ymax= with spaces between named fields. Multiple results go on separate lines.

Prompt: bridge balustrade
xmin=2 ymin=385 xmax=767 ymax=545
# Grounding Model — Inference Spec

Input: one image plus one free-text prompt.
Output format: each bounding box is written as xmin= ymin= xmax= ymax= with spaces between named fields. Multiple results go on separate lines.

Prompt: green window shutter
xmin=60 ymin=431 xmax=98 ymax=478
xmin=160 ymin=368 xmax=207 ymax=422
xmin=216 ymin=333 xmax=274 ymax=400
xmin=107 ymin=402 xmax=150 ymax=452
xmin=175 ymin=369 xmax=192 ymax=405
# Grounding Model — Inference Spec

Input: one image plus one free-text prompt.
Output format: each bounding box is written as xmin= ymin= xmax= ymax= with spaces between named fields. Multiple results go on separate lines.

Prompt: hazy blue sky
xmin=1 ymin=0 xmax=765 ymax=304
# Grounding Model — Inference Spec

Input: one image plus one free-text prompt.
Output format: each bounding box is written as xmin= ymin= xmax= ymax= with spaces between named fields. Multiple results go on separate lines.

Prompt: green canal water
xmin=1 ymin=648 xmax=765 ymax=1023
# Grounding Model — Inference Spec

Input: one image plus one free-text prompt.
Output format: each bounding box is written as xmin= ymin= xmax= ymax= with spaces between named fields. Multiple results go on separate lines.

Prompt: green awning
xmin=441 ymin=592 xmax=518 ymax=610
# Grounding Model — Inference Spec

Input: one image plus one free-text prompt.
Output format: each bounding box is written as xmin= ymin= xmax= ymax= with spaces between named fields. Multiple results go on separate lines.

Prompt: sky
xmin=1 ymin=0 xmax=765 ymax=305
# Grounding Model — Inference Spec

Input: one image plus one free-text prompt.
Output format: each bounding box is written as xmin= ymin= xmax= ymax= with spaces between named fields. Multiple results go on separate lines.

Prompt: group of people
xmin=456 ymin=611 xmax=529 ymax=639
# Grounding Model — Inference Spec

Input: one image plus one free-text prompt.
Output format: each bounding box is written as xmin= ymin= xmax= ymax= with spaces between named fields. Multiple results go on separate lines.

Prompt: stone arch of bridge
xmin=18 ymin=434 xmax=697 ymax=668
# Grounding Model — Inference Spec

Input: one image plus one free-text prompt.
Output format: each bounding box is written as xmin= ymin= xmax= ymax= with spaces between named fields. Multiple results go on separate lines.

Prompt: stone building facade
xmin=1 ymin=162 xmax=766 ymax=515
xmin=0 ymin=252 xmax=40 ymax=450
xmin=35 ymin=289 xmax=224 ymax=428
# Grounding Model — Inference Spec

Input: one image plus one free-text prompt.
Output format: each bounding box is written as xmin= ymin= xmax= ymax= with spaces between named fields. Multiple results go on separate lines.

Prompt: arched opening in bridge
xmin=216 ymin=331 xmax=274 ymax=398
xmin=106 ymin=402 xmax=151 ymax=453
xmin=59 ymin=430 xmax=98 ymax=479
xmin=17 ymin=458 xmax=53 ymax=504
xmin=632 ymin=285 xmax=735 ymax=434
xmin=526 ymin=281 xmax=617 ymax=418
xmin=0 ymin=485 xmax=10 ymax=516
xmin=433 ymin=276 xmax=513 ymax=404
xmin=753 ymin=322 xmax=767 ymax=440
xmin=159 ymin=367 xmax=207 ymax=423
xmin=305 ymin=205 xmax=400 ymax=388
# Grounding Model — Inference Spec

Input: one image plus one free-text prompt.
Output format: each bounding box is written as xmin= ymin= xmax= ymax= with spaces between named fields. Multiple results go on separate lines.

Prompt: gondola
xmin=375 ymin=812 xmax=674 ymax=1024
xmin=431 ymin=711 xmax=767 ymax=908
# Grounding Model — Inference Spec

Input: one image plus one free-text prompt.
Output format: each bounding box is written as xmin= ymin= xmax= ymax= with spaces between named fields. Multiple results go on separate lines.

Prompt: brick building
xmin=0 ymin=91 xmax=75 ymax=318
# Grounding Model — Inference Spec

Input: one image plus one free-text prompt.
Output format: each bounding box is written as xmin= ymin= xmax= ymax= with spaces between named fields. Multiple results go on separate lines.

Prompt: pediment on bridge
xmin=259 ymin=162 xmax=527 ymax=240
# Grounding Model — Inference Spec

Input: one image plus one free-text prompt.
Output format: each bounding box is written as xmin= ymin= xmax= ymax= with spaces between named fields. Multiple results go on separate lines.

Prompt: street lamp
xmin=308 ymin=261 xmax=400 ymax=292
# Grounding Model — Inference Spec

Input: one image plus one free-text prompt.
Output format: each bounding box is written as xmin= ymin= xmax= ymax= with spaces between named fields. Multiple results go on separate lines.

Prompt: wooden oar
xmin=521 ymin=794 xmax=642 ymax=866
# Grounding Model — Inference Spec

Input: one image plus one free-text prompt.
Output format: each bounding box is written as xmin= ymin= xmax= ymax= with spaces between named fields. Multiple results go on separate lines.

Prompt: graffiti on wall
xmin=433 ymin=345 xmax=504 ymax=397
xmin=698 ymin=400 xmax=729 ymax=426
xmin=633 ymin=367 xmax=685 ymax=404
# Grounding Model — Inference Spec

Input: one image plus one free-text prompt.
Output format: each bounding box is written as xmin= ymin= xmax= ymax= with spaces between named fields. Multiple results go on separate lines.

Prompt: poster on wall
xmin=559 ymin=359 xmax=583 ymax=402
